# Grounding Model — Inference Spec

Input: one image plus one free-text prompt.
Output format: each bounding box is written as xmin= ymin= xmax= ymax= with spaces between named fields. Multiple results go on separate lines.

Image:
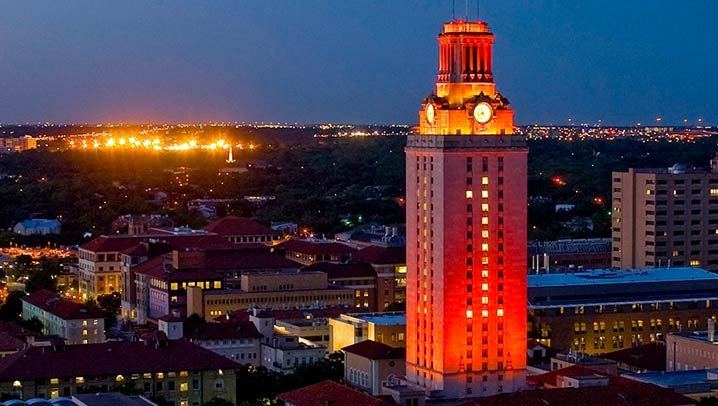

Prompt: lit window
xmin=82 ymin=330 xmax=88 ymax=336
xmin=482 ymin=217 xmax=489 ymax=225
xmin=482 ymin=270 xmax=489 ymax=278
xmin=180 ymin=382 xmax=188 ymax=392
xmin=482 ymin=230 xmax=489 ymax=238
xmin=482 ymin=296 xmax=489 ymax=304
xmin=690 ymin=260 xmax=700 ymax=266
xmin=482 ymin=190 xmax=489 ymax=198
xmin=645 ymin=189 xmax=653 ymax=195
xmin=82 ymin=320 xmax=88 ymax=326
xmin=482 ymin=283 xmax=489 ymax=291
xmin=50 ymin=378 xmax=59 ymax=385
xmin=497 ymin=309 xmax=504 ymax=317
xmin=12 ymin=381 xmax=21 ymax=388
xmin=214 ymin=281 xmax=222 ymax=289
xmin=482 ymin=177 xmax=489 ymax=185
xmin=466 ymin=310 xmax=473 ymax=318
xmin=482 ymin=204 xmax=489 ymax=212
xmin=481 ymin=243 xmax=489 ymax=251
xmin=711 ymin=189 xmax=718 ymax=196
xmin=116 ymin=375 xmax=125 ymax=382
xmin=466 ymin=190 xmax=473 ymax=199
xmin=482 ymin=310 xmax=489 ymax=318
xmin=75 ymin=377 xmax=85 ymax=384
xmin=482 ymin=257 xmax=489 ymax=265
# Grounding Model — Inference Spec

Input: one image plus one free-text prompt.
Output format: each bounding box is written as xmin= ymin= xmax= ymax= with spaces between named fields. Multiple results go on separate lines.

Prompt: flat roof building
xmin=528 ymin=267 xmax=718 ymax=354
xmin=612 ymin=164 xmax=718 ymax=271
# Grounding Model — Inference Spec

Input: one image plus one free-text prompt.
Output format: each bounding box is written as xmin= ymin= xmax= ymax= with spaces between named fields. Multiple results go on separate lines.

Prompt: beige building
xmin=329 ymin=312 xmax=405 ymax=353
xmin=528 ymin=267 xmax=718 ymax=354
xmin=22 ymin=290 xmax=104 ymax=345
xmin=612 ymin=165 xmax=718 ymax=270
xmin=343 ymin=339 xmax=405 ymax=396
xmin=666 ymin=328 xmax=718 ymax=371
xmin=188 ymin=271 xmax=354 ymax=321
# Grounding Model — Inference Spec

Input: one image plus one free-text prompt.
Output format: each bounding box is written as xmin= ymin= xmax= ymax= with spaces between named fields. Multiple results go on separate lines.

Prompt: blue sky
xmin=0 ymin=1 xmax=716 ymax=126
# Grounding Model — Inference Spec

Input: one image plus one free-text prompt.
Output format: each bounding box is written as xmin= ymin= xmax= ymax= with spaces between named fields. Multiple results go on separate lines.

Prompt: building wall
xmin=192 ymin=338 xmax=261 ymax=366
xmin=345 ymin=353 xmax=406 ymax=396
xmin=198 ymin=288 xmax=354 ymax=321
xmin=77 ymin=249 xmax=122 ymax=300
xmin=531 ymin=303 xmax=717 ymax=354
xmin=613 ymin=169 xmax=718 ymax=270
xmin=0 ymin=369 xmax=235 ymax=405
xmin=21 ymin=302 xmax=104 ymax=345
xmin=666 ymin=333 xmax=718 ymax=371
xmin=406 ymin=136 xmax=528 ymax=397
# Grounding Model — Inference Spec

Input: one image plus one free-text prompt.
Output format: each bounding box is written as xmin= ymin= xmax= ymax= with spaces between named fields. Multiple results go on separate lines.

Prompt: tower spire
xmin=226 ymin=145 xmax=235 ymax=164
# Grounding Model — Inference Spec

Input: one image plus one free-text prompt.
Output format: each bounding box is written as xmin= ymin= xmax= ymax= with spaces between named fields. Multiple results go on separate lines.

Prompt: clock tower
xmin=406 ymin=20 xmax=527 ymax=399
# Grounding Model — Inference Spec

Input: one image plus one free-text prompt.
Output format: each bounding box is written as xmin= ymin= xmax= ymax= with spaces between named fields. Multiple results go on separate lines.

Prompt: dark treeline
xmin=0 ymin=127 xmax=716 ymax=245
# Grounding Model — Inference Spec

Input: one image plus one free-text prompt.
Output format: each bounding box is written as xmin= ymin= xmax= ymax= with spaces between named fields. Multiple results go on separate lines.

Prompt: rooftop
xmin=204 ymin=216 xmax=277 ymax=236
xmin=352 ymin=245 xmax=406 ymax=265
xmin=340 ymin=312 xmax=406 ymax=326
xmin=302 ymin=262 xmax=377 ymax=279
xmin=0 ymin=340 xmax=239 ymax=381
xmin=342 ymin=339 xmax=405 ymax=360
xmin=623 ymin=368 xmax=718 ymax=389
xmin=528 ymin=267 xmax=718 ymax=288
xmin=186 ymin=321 xmax=262 ymax=340
xmin=279 ymin=239 xmax=356 ymax=256
xmin=22 ymin=290 xmax=103 ymax=320
xmin=278 ymin=380 xmax=388 ymax=406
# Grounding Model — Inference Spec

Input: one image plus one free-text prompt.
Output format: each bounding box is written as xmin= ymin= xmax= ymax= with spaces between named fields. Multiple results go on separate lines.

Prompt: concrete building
xmin=528 ymin=267 xmax=718 ymax=354
xmin=352 ymin=244 xmax=407 ymax=310
xmin=277 ymin=239 xmax=356 ymax=265
xmin=132 ymin=251 xmax=225 ymax=320
xmin=190 ymin=271 xmax=354 ymax=321
xmin=13 ymin=219 xmax=61 ymax=236
xmin=302 ymin=262 xmax=379 ymax=311
xmin=21 ymin=290 xmax=104 ymax=345
xmin=406 ymin=19 xmax=528 ymax=398
xmin=527 ymin=238 xmax=611 ymax=273
xmin=249 ymin=311 xmax=326 ymax=374
xmin=612 ymin=164 xmax=718 ymax=271
xmin=0 ymin=339 xmax=238 ymax=404
xmin=329 ymin=312 xmax=406 ymax=353
xmin=343 ymin=339 xmax=405 ymax=396
xmin=184 ymin=321 xmax=263 ymax=365
xmin=666 ymin=329 xmax=718 ymax=371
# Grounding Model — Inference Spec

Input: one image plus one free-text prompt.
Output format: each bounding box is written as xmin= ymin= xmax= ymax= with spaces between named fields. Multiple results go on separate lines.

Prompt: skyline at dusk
xmin=1 ymin=1 xmax=717 ymax=126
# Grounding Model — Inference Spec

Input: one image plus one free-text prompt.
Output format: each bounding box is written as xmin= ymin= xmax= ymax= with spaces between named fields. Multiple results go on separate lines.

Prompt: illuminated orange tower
xmin=406 ymin=19 xmax=527 ymax=399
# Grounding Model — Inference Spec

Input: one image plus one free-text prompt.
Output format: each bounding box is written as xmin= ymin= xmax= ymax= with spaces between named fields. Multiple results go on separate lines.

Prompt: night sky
xmin=1 ymin=1 xmax=717 ymax=126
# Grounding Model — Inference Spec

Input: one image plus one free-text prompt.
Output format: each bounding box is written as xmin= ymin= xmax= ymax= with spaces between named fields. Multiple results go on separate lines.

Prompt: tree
xmin=86 ymin=292 xmax=120 ymax=330
xmin=204 ymin=398 xmax=235 ymax=406
xmin=19 ymin=317 xmax=43 ymax=333
xmin=0 ymin=290 xmax=26 ymax=321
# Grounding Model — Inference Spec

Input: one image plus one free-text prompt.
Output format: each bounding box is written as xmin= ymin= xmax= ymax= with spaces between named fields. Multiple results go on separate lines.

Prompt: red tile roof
xmin=279 ymin=239 xmax=356 ymax=256
xmin=0 ymin=340 xmax=240 ymax=381
xmin=600 ymin=342 xmax=666 ymax=372
xmin=22 ymin=290 xmax=103 ymax=320
xmin=203 ymin=249 xmax=302 ymax=270
xmin=132 ymin=255 xmax=223 ymax=282
xmin=0 ymin=332 xmax=25 ymax=353
xmin=186 ymin=321 xmax=262 ymax=340
xmin=204 ymin=216 xmax=278 ymax=236
xmin=278 ymin=380 xmax=387 ymax=406
xmin=80 ymin=234 xmax=230 ymax=253
xmin=343 ymin=339 xmax=405 ymax=360
xmin=477 ymin=382 xmax=693 ymax=406
xmin=352 ymin=246 xmax=406 ymax=265
xmin=302 ymin=262 xmax=377 ymax=279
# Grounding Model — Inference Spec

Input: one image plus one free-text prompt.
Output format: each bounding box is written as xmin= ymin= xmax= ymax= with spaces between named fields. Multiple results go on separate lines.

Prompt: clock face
xmin=473 ymin=102 xmax=493 ymax=124
xmin=426 ymin=104 xmax=436 ymax=125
